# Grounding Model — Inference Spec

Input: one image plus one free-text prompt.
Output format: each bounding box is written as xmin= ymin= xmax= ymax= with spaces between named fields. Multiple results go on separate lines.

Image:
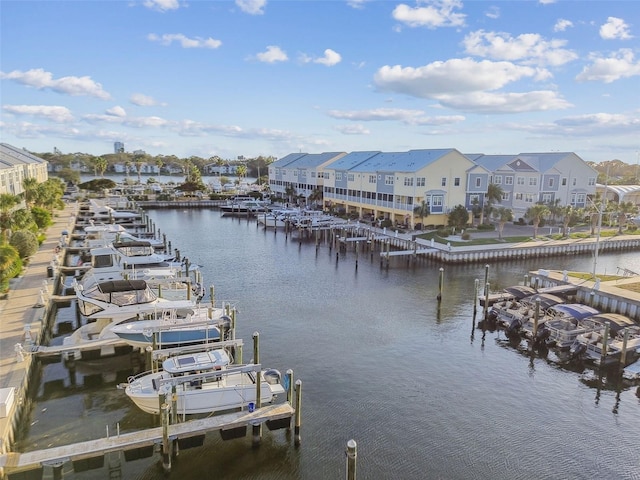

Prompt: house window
xmin=348 ymin=173 xmax=354 ymax=181
xmin=502 ymin=192 xmax=510 ymax=201
xmin=572 ymin=178 xmax=577 ymax=186
xmin=505 ymin=176 xmax=513 ymax=185
xmin=416 ymin=177 xmax=425 ymax=187
xmin=517 ymin=177 xmax=525 ymax=185
xmin=441 ymin=177 xmax=447 ymax=187
xmin=562 ymin=178 xmax=567 ymax=186
xmin=404 ymin=177 xmax=414 ymax=186
xmin=432 ymin=195 xmax=443 ymax=206
xmin=336 ymin=173 xmax=342 ymax=181
xmin=529 ymin=177 xmax=537 ymax=186
xmin=311 ymin=172 xmax=316 ymax=178
xmin=454 ymin=177 xmax=460 ymax=186
xmin=542 ymin=193 xmax=552 ymax=203
xmin=470 ymin=194 xmax=480 ymax=204
xmin=515 ymin=193 xmax=523 ymax=200
xmin=475 ymin=178 xmax=481 ymax=188
xmin=577 ymin=193 xmax=586 ymax=204
xmin=588 ymin=178 xmax=595 ymax=186
xmin=494 ymin=175 xmax=502 ymax=185
xmin=525 ymin=193 xmax=535 ymax=203
xmin=385 ymin=175 xmax=394 ymax=186
xmin=369 ymin=175 xmax=376 ymax=183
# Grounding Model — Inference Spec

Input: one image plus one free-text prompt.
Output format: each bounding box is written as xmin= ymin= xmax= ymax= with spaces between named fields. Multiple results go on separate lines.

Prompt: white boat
xmin=83 ymin=222 xmax=164 ymax=250
xmin=491 ymin=293 xmax=565 ymax=334
xmin=622 ymin=359 xmax=640 ymax=381
xmin=75 ymin=279 xmax=198 ymax=323
xmin=569 ymin=314 xmax=640 ymax=366
xmin=123 ymin=349 xmax=285 ymax=415
xmin=79 ymin=199 xmax=140 ymax=222
xmin=256 ymin=208 xmax=301 ymax=228
xmin=520 ymin=303 xmax=600 ymax=345
xmin=220 ymin=197 xmax=270 ymax=216
xmin=109 ymin=307 xmax=232 ymax=348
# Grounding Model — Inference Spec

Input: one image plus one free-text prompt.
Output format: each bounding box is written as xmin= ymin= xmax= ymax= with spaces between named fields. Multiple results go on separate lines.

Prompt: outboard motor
xmin=506 ymin=318 xmax=522 ymax=336
xmin=263 ymin=369 xmax=282 ymax=386
xmin=218 ymin=315 xmax=232 ymax=340
xmin=570 ymin=342 xmax=587 ymax=359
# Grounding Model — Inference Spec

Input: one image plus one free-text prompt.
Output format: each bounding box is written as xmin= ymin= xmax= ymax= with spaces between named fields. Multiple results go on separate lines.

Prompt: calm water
xmin=17 ymin=209 xmax=640 ymax=479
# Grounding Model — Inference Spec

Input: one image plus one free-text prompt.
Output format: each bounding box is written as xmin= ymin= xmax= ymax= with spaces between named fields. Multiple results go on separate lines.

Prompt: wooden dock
xmin=0 ymin=403 xmax=294 ymax=475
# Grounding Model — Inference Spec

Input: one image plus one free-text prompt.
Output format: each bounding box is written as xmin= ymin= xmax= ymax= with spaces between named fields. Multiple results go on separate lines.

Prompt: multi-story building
xmin=269 ymin=149 xmax=599 ymax=228
xmin=0 ymin=143 xmax=49 ymax=196
xmin=114 ymin=142 xmax=125 ymax=153
xmin=473 ymin=152 xmax=598 ymax=221
xmin=269 ymin=152 xmax=346 ymax=203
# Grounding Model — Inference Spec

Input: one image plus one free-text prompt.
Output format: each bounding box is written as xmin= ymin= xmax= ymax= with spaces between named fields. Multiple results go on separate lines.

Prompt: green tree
xmin=0 ymin=244 xmax=22 ymax=293
xmin=525 ymin=204 xmax=550 ymax=238
xmin=95 ymin=156 xmax=108 ymax=178
xmin=285 ymin=184 xmax=297 ymax=204
xmin=155 ymin=157 xmax=164 ymax=176
xmin=56 ymin=167 xmax=81 ymax=185
xmin=31 ymin=206 xmax=53 ymax=230
xmin=133 ymin=154 xmax=146 ymax=183
xmin=10 ymin=230 xmax=39 ymax=258
xmin=559 ymin=205 xmax=580 ymax=237
xmin=494 ymin=206 xmax=513 ymax=240
xmin=308 ymin=187 xmax=323 ymax=209
xmin=447 ymin=204 xmax=470 ymax=230
xmin=21 ymin=177 xmax=39 ymax=209
xmin=413 ymin=200 xmax=430 ymax=229
xmin=615 ymin=201 xmax=638 ymax=234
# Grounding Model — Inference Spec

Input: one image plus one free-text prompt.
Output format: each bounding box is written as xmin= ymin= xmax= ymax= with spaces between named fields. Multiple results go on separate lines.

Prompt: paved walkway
xmin=0 ymin=204 xmax=76 ymax=451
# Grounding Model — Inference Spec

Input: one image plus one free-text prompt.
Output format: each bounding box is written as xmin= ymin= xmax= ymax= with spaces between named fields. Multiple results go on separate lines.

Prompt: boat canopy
xmin=83 ymin=280 xmax=157 ymax=306
xmin=504 ymin=285 xmax=537 ymax=299
xmin=550 ymin=304 xmax=599 ymax=320
xmin=586 ymin=313 xmax=637 ymax=334
xmin=522 ymin=293 xmax=564 ymax=309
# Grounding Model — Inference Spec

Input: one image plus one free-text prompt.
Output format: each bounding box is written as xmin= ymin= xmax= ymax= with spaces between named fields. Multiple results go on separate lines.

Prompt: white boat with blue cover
xmin=123 ymin=349 xmax=285 ymax=415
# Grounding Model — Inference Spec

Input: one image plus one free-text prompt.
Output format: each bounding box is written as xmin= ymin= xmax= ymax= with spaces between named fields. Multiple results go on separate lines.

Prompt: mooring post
xmin=473 ymin=279 xmax=479 ymax=317
xmin=253 ymin=331 xmax=262 ymax=447
xmin=210 ymin=285 xmax=215 ymax=307
xmin=533 ymin=299 xmax=540 ymax=338
xmin=437 ymin=267 xmax=444 ymax=301
xmin=620 ymin=328 xmax=630 ymax=368
xmin=355 ymin=241 xmax=359 ymax=270
xmin=171 ymin=385 xmax=178 ymax=425
xmin=294 ymin=379 xmax=302 ymax=447
xmin=346 ymin=439 xmax=357 ymax=480
xmin=161 ymin=402 xmax=172 ymax=473
xmin=483 ymin=282 xmax=490 ymax=319
xmin=600 ymin=321 xmax=610 ymax=366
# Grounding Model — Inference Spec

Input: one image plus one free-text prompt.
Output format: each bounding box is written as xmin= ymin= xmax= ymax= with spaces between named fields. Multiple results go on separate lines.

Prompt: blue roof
xmin=348 ymin=149 xmax=455 ymax=173
xmin=471 ymin=154 xmax=516 ymax=171
xmin=328 ymin=151 xmax=380 ymax=170
xmin=293 ymin=152 xmax=346 ymax=168
xmin=271 ymin=153 xmax=307 ymax=167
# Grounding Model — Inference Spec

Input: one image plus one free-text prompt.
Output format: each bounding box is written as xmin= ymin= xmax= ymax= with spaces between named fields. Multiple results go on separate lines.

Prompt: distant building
xmin=0 ymin=143 xmax=49 ymax=195
xmin=114 ymin=142 xmax=124 ymax=153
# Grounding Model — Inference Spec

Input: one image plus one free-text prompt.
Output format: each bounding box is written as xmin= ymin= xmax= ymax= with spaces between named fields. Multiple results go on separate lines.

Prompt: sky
xmin=1 ymin=0 xmax=639 ymax=164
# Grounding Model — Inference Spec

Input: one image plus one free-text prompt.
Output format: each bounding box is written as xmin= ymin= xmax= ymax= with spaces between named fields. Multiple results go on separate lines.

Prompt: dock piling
xmin=437 ymin=267 xmax=444 ymax=301
xmin=346 ymin=439 xmax=357 ymax=480
xmin=294 ymin=379 xmax=302 ymax=447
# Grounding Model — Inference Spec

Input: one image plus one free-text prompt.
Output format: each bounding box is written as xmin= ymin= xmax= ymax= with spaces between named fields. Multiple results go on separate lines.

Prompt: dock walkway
xmin=0 ymin=203 xmax=77 ymax=453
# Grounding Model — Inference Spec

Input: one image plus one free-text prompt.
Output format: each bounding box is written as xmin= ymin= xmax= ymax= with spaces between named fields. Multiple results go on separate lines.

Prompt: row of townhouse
xmin=0 ymin=143 xmax=49 ymax=196
xmin=268 ymin=149 xmax=599 ymax=228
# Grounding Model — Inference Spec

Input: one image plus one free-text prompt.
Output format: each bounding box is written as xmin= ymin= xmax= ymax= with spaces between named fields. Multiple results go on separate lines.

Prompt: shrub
xmin=461 ymin=232 xmax=472 ymax=240
xmin=10 ymin=230 xmax=39 ymax=258
xmin=380 ymin=218 xmax=393 ymax=228
xmin=476 ymin=223 xmax=495 ymax=231
xmin=31 ymin=206 xmax=52 ymax=229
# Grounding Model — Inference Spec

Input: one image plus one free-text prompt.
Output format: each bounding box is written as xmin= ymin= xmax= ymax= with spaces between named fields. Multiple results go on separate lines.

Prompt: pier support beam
xmin=294 ymin=379 xmax=302 ymax=447
xmin=346 ymin=439 xmax=357 ymax=480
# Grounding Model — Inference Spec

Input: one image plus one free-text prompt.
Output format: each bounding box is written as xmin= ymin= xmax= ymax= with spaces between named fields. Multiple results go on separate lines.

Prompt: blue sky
xmin=1 ymin=0 xmax=638 ymax=164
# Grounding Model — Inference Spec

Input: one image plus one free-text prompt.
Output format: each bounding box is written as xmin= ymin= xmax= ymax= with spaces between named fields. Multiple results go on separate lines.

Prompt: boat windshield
xmin=83 ymin=280 xmax=158 ymax=306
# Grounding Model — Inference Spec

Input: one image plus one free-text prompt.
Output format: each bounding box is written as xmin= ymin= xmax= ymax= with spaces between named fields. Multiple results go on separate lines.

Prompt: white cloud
xmin=600 ymin=17 xmax=633 ymax=40
xmin=106 ymin=106 xmax=127 ymax=117
xmin=554 ymin=19 xmax=573 ymax=32
xmin=347 ymin=0 xmax=369 ymax=9
xmin=130 ymin=93 xmax=162 ymax=106
xmin=255 ymin=46 xmax=288 ymax=63
xmin=463 ymin=30 xmax=577 ymax=66
xmin=2 ymin=105 xmax=74 ymax=122
xmin=334 ymin=124 xmax=370 ymax=135
xmin=485 ymin=6 xmax=500 ymax=20
xmin=435 ymin=90 xmax=572 ymax=113
xmin=513 ymin=112 xmax=639 ymax=137
xmin=147 ymin=33 xmax=222 ymax=49
xmin=538 ymin=0 xmax=556 ymax=4
xmin=327 ymin=107 xmax=464 ymax=125
xmin=143 ymin=0 xmax=181 ymax=12
xmin=0 ymin=68 xmax=110 ymax=99
xmin=576 ymin=48 xmax=640 ymax=83
xmin=374 ymin=58 xmax=541 ymax=97
xmin=314 ymin=49 xmax=342 ymax=66
xmin=392 ymin=0 xmax=465 ymax=29
xmin=236 ymin=0 xmax=266 ymax=15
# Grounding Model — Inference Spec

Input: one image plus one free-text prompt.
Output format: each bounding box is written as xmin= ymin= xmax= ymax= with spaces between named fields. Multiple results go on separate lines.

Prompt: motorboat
xmin=76 ymin=241 xmax=203 ymax=300
xmin=78 ymin=199 xmax=141 ymax=222
xmin=74 ymin=279 xmax=198 ymax=323
xmin=83 ymin=222 xmax=164 ymax=250
xmin=256 ymin=208 xmax=301 ymax=228
xmin=491 ymin=293 xmax=565 ymax=334
xmin=520 ymin=303 xmax=600 ymax=345
xmin=220 ymin=197 xmax=270 ymax=216
xmin=569 ymin=314 xmax=640 ymax=366
xmin=108 ymin=307 xmax=232 ymax=348
xmin=123 ymin=349 xmax=285 ymax=415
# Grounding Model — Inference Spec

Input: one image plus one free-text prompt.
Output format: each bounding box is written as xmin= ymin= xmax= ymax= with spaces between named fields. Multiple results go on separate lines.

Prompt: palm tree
xmin=95 ymin=157 xmax=108 ymax=178
xmin=155 ymin=157 xmax=164 ymax=176
xmin=616 ymin=201 xmax=638 ymax=234
xmin=559 ymin=205 xmax=579 ymax=237
xmin=21 ymin=177 xmax=39 ymax=209
xmin=413 ymin=200 xmax=430 ymax=230
xmin=133 ymin=154 xmax=145 ymax=184
xmin=308 ymin=187 xmax=323 ymax=209
xmin=525 ymin=204 xmax=550 ymax=239
xmin=484 ymin=183 xmax=504 ymax=224
xmin=285 ymin=184 xmax=297 ymax=205
xmin=0 ymin=193 xmax=20 ymax=243
xmin=494 ymin=207 xmax=513 ymax=240
xmin=586 ymin=193 xmax=602 ymax=235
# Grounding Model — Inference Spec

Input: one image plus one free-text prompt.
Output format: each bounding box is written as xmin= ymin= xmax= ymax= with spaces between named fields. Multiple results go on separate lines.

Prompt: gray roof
xmin=271 ymin=153 xmax=307 ymax=167
xmin=0 ymin=143 xmax=47 ymax=169
xmin=292 ymin=152 xmax=346 ymax=168
xmin=327 ymin=151 xmax=381 ymax=170
xmin=515 ymin=152 xmax=579 ymax=173
xmin=471 ymin=154 xmax=517 ymax=171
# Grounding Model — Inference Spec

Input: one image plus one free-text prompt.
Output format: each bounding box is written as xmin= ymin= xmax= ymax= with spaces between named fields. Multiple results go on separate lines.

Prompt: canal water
xmin=16 ymin=209 xmax=640 ymax=479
